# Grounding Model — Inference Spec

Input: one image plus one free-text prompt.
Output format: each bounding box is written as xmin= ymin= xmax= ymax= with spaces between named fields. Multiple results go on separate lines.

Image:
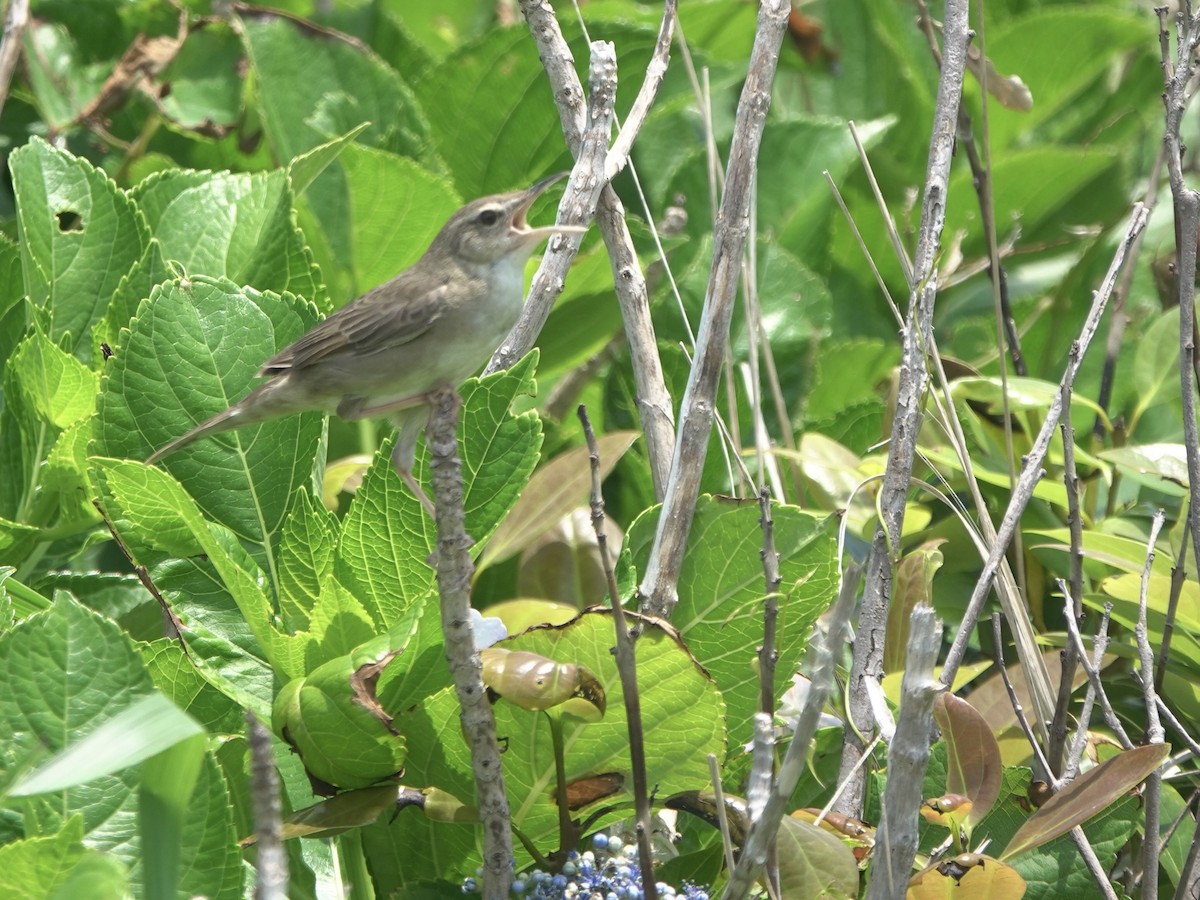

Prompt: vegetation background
xmin=0 ymin=0 xmax=1193 ymax=898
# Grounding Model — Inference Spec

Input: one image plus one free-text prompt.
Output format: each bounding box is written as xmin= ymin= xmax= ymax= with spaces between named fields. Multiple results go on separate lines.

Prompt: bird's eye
xmin=477 ymin=209 xmax=501 ymax=226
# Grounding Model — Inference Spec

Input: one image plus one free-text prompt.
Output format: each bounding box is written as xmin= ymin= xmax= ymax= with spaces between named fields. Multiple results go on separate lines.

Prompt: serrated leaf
xmin=10 ymin=330 xmax=98 ymax=428
xmin=626 ymin=498 xmax=838 ymax=748
xmin=335 ymin=353 xmax=543 ymax=626
xmin=277 ymin=488 xmax=339 ymax=632
xmin=95 ymin=276 xmax=323 ymax=561
xmin=289 ymin=122 xmax=372 ymax=196
xmin=10 ymin=137 xmax=148 ymax=363
xmin=130 ymin=169 xmax=321 ymax=303
xmin=156 ymin=21 xmax=243 ymax=131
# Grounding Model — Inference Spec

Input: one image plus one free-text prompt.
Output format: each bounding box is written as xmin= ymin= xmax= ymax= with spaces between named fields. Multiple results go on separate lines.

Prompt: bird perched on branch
xmin=148 ymin=173 xmax=585 ymax=513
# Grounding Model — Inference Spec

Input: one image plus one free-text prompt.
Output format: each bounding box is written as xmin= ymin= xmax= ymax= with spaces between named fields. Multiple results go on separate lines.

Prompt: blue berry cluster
xmin=461 ymin=833 xmax=712 ymax=899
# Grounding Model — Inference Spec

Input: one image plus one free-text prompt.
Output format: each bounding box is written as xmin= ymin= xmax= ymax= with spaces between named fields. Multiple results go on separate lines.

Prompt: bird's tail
xmin=146 ymin=380 xmax=302 ymax=464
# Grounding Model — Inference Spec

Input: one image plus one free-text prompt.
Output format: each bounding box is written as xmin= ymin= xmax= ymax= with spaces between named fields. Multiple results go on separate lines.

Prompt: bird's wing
xmin=261 ymin=277 xmax=452 ymax=374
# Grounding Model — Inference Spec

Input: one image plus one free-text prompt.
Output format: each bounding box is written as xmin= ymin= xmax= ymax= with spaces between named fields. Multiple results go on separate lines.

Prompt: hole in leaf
xmin=56 ymin=210 xmax=83 ymax=232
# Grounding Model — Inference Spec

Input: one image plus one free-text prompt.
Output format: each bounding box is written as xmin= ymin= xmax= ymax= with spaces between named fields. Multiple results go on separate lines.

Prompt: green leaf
xmin=10 ymin=329 xmax=98 ymax=429
xmin=885 ymin=542 xmax=945 ymax=674
xmin=0 ymin=596 xmax=155 ymax=862
xmin=139 ymin=732 xmax=207 ymax=900
xmin=95 ymin=276 xmax=324 ymax=559
xmin=9 ymin=137 xmax=148 ymax=363
xmin=775 ymin=815 xmax=859 ymax=900
xmin=0 ymin=817 xmax=98 ymax=900
xmin=289 ymin=122 xmax=372 ymax=196
xmin=157 ymin=21 xmax=244 ymax=131
xmin=335 ymin=353 xmax=543 ymax=626
xmin=627 ymin=498 xmax=838 ymax=748
xmin=130 ymin=169 xmax=321 ymax=303
xmin=91 ymin=458 xmax=278 ymax=668
xmin=277 ymin=488 xmax=340 ymax=632
xmin=10 ymin=693 xmax=204 ymax=796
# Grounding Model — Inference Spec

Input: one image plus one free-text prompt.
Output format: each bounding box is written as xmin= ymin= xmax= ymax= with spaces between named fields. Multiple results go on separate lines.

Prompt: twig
xmin=578 ymin=405 xmax=656 ymax=900
xmin=638 ymin=0 xmax=791 ymax=618
xmin=757 ymin=486 xmax=783 ymax=719
xmin=707 ymin=753 xmax=737 ymax=877
xmin=1138 ymin=510 xmax=1167 ymax=900
xmin=0 ymin=0 xmax=28 ymax=122
xmin=837 ymin=0 xmax=970 ymax=817
xmin=1069 ymin=825 xmax=1121 ymax=900
xmin=721 ymin=565 xmax=860 ymax=900
xmin=426 ymin=386 xmax=512 ymax=899
xmin=990 ymin=614 xmax=1053 ymax=782
xmin=516 ymin=0 xmax=677 ymax=498
xmin=1160 ymin=6 xmax=1200 ymax=702
xmin=939 ymin=205 xmax=1150 ymax=687
xmin=864 ymin=606 xmax=944 ymax=900
xmin=246 ymin=711 xmax=288 ymax=900
xmin=1157 ymin=510 xmax=1191 ymax=692
xmin=1048 ymin=362 xmax=1086 ymax=775
xmin=488 ymin=40 xmax=614 ymax=373
xmin=1061 ymin=592 xmax=1132 ymax=761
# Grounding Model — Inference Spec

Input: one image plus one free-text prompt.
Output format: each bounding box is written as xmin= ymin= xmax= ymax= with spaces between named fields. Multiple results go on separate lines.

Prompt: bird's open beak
xmin=512 ymin=172 xmax=588 ymax=240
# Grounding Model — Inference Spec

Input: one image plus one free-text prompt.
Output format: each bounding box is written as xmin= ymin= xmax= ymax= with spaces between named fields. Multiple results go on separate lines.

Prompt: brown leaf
xmin=934 ymin=693 xmax=1003 ymax=826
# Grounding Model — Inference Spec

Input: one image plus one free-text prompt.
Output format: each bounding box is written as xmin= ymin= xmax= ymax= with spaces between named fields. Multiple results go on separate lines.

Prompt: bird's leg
xmin=399 ymin=466 xmax=436 ymax=517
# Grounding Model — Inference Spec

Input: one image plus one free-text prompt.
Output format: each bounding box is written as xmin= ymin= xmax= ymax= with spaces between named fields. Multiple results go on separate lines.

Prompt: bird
xmin=147 ymin=172 xmax=585 ymax=513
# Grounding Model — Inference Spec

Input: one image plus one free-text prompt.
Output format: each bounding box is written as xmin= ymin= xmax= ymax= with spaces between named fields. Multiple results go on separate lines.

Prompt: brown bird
xmin=147 ymin=173 xmax=584 ymax=513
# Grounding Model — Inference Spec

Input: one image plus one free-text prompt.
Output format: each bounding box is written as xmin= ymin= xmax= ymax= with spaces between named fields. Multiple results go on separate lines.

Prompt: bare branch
xmin=837 ymin=0 xmax=970 ymax=817
xmin=639 ymin=0 xmax=791 ymax=618
xmin=427 ymin=387 xmax=512 ymax=898
xmin=246 ymin=711 xmax=288 ymax=900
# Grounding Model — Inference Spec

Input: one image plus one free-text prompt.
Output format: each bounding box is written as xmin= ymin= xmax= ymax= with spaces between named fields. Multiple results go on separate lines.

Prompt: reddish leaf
xmin=934 ymin=693 xmax=1003 ymax=825
xmin=1000 ymin=743 xmax=1170 ymax=861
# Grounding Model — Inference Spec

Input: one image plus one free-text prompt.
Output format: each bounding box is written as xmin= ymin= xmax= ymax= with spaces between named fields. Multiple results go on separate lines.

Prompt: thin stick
xmin=864 ymin=606 xmax=944 ymax=900
xmin=578 ymin=405 xmax=656 ymax=900
xmin=1138 ymin=510 xmax=1167 ymax=900
xmin=246 ymin=711 xmax=288 ymax=900
xmin=837 ymin=0 xmax=970 ymax=817
xmin=990 ymin=614 xmax=1054 ymax=782
xmin=426 ymin=386 xmax=512 ymax=899
xmin=757 ymin=486 xmax=783 ymax=720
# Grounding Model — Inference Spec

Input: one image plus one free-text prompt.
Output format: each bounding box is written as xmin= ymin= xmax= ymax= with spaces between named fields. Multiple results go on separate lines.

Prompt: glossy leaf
xmin=1000 ymin=743 xmax=1170 ymax=861
xmin=933 ymin=693 xmax=1003 ymax=826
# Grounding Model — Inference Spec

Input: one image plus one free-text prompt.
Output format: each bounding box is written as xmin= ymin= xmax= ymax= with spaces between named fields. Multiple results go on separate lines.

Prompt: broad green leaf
xmin=335 ymin=353 xmax=542 ymax=626
xmin=92 ymin=238 xmax=172 ymax=362
xmin=479 ymin=431 xmax=639 ymax=572
xmin=95 ymin=276 xmax=323 ymax=559
xmin=987 ymin=9 xmax=1154 ymax=148
xmin=1096 ymin=444 xmax=1190 ymax=497
xmin=0 ymin=817 xmax=97 ymax=900
xmin=336 ymin=145 xmax=461 ymax=294
xmin=10 ymin=330 xmax=98 ymax=429
xmin=406 ymin=610 xmax=726 ymax=867
xmin=627 ymin=498 xmax=838 ymax=748
xmin=20 ymin=23 xmax=107 ymax=128
xmin=130 ymin=169 xmax=321 ymax=303
xmin=0 ymin=234 xmax=26 ymax=368
xmin=289 ymin=122 xmax=372 ymax=196
xmin=1131 ymin=309 xmax=1181 ymax=428
xmin=9 ymin=137 xmax=148 ymax=363
xmin=1027 ymin=527 xmax=1176 ymax=580
xmin=776 ymin=815 xmax=859 ymax=900
xmin=91 ymin=458 xmax=278 ymax=668
xmin=410 ymin=27 xmax=575 ymax=197
xmin=10 ymin=693 xmax=204 ymax=796
xmin=1000 ymin=743 xmax=1170 ymax=861
xmin=0 ymin=597 xmax=154 ymax=863
xmin=933 ymin=694 xmax=1002 ymax=827
xmin=141 ymin=639 xmax=244 ymax=735
xmin=157 ymin=21 xmax=244 ymax=131
xmin=277 ymin=488 xmax=340 ymax=633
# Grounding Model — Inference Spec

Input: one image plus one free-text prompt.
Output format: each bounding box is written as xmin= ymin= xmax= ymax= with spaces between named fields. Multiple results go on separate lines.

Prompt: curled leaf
xmin=481 ymin=648 xmax=606 ymax=720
